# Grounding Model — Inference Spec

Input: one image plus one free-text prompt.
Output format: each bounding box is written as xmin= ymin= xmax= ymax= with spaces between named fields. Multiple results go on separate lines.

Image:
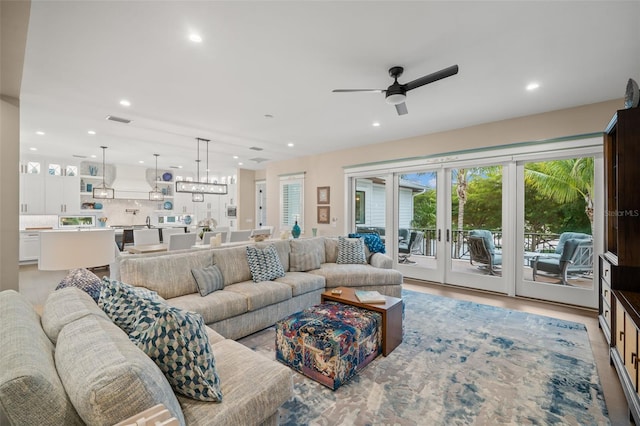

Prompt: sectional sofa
xmin=115 ymin=236 xmax=402 ymax=339
xmin=0 ymin=236 xmax=402 ymax=425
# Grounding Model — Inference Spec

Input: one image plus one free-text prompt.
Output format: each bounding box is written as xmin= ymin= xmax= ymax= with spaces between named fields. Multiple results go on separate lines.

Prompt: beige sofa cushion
xmin=275 ymin=272 xmax=326 ymax=297
xmin=120 ymin=250 xmax=214 ymax=299
xmin=212 ymin=246 xmax=253 ymax=286
xmin=308 ymin=263 xmax=403 ymax=287
xmin=0 ymin=290 xmax=84 ymax=426
xmin=223 ymin=281 xmax=292 ymax=311
xmin=55 ymin=315 xmax=185 ymax=426
xmin=169 ymin=290 xmax=249 ymax=324
xmin=42 ymin=287 xmax=110 ymax=344
xmin=291 ymin=237 xmax=326 ymax=264
xmin=179 ymin=339 xmax=292 ymax=425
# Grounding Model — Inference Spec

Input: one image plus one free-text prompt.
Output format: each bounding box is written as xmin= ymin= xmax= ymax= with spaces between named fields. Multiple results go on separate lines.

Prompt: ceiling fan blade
xmin=395 ymin=102 xmax=408 ymax=116
xmin=405 ymin=65 xmax=459 ymax=91
xmin=332 ymin=89 xmax=385 ymax=93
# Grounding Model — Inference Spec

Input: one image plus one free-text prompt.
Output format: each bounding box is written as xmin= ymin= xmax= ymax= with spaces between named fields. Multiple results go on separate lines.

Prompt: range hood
xmin=111 ymin=165 xmax=152 ymax=200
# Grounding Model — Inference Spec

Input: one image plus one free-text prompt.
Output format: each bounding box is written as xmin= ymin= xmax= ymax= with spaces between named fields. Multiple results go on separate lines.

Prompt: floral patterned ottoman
xmin=275 ymin=302 xmax=381 ymax=390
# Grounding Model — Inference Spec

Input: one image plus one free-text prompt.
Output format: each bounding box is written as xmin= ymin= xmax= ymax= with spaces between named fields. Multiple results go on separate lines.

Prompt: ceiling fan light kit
xmin=333 ymin=63 xmax=459 ymax=116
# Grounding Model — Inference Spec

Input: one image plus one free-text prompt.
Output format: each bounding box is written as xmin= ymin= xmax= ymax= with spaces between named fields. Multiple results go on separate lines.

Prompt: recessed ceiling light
xmin=138 ymin=160 xmax=144 ymax=164
xmin=36 ymin=131 xmax=45 ymax=135
xmin=120 ymin=99 xmax=131 ymax=107
xmin=90 ymin=154 xmax=97 ymax=158
xmin=238 ymin=162 xmax=243 ymax=166
xmin=233 ymin=155 xmax=239 ymax=159
xmin=372 ymin=122 xmax=381 ymax=127
xmin=287 ymin=143 xmax=294 ymax=147
xmin=29 ymin=147 xmax=37 ymax=151
xmin=189 ymin=33 xmax=202 ymax=43
xmin=526 ymin=82 xmax=540 ymax=91
xmin=88 ymin=130 xmax=96 ymax=135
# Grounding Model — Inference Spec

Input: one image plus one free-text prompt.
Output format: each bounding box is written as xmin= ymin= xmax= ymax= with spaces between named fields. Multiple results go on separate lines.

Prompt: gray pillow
xmin=289 ymin=252 xmax=321 ymax=272
xmin=336 ymin=236 xmax=367 ymax=264
xmin=191 ymin=264 xmax=224 ymax=296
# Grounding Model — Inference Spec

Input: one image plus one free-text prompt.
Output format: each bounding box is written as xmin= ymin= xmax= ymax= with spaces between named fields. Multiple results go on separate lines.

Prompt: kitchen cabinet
xmin=19 ymin=232 xmax=40 ymax=262
xmin=19 ymin=161 xmax=45 ymax=214
xmin=46 ymin=172 xmax=80 ymax=213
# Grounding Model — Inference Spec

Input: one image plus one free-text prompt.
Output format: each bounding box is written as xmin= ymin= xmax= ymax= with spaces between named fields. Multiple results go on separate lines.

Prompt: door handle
xmin=446 ymin=229 xmax=450 ymax=242
xmin=438 ymin=229 xmax=441 ymax=242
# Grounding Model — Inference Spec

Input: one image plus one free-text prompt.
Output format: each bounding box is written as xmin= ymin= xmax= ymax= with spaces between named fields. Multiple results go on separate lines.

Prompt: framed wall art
xmin=317 ymin=206 xmax=330 ymax=224
xmin=317 ymin=186 xmax=330 ymax=204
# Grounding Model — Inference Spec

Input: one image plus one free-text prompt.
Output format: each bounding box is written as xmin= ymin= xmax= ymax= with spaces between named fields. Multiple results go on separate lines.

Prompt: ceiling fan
xmin=332 ymin=64 xmax=459 ymax=115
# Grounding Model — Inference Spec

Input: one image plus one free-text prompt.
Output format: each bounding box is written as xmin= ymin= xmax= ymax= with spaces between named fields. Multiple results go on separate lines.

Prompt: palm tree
xmin=524 ymin=157 xmax=594 ymax=233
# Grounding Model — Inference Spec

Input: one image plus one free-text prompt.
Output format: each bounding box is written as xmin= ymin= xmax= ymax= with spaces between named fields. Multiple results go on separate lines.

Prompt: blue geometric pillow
xmin=97 ymin=277 xmax=163 ymax=334
xmin=348 ymin=233 xmax=386 ymax=254
xmin=336 ymin=236 xmax=367 ymax=264
xmin=129 ymin=299 xmax=223 ymax=402
xmin=56 ymin=268 xmax=103 ymax=302
xmin=246 ymin=244 xmax=286 ymax=282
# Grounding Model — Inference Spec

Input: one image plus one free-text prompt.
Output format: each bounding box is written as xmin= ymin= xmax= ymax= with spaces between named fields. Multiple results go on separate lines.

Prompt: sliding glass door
xmin=346 ymin=136 xmax=602 ymax=308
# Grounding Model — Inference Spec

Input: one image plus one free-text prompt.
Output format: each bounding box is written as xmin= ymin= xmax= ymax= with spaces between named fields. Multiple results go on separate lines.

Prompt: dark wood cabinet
xmin=600 ymin=107 xmax=640 ymax=423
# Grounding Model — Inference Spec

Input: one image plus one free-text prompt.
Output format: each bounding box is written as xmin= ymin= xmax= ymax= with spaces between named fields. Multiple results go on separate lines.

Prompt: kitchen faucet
xmin=146 ymin=216 xmax=151 ymax=228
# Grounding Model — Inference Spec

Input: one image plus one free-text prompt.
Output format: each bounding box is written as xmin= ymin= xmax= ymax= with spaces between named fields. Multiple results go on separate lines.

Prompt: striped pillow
xmin=191 ymin=265 xmax=224 ymax=297
xmin=289 ymin=252 xmax=321 ymax=272
xmin=246 ymin=244 xmax=286 ymax=282
xmin=336 ymin=236 xmax=367 ymax=264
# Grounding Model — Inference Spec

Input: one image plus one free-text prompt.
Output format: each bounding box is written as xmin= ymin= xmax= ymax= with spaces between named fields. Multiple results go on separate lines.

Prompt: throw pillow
xmin=191 ymin=264 xmax=224 ymax=297
xmin=348 ymin=233 xmax=386 ymax=254
xmin=55 ymin=268 xmax=103 ymax=302
xmin=246 ymin=244 xmax=286 ymax=282
xmin=336 ymin=236 xmax=367 ymax=264
xmin=98 ymin=277 xmax=163 ymax=334
xmin=129 ymin=300 xmax=223 ymax=402
xmin=289 ymin=252 xmax=321 ymax=272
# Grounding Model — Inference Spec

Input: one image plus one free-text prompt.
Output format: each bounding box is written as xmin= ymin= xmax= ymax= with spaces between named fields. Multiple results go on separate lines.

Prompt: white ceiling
xmin=20 ymin=1 xmax=640 ymax=176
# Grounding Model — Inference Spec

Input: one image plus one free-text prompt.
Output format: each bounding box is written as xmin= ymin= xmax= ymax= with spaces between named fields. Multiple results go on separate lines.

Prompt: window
xmin=355 ymin=190 xmax=365 ymax=224
xmin=280 ymin=173 xmax=304 ymax=230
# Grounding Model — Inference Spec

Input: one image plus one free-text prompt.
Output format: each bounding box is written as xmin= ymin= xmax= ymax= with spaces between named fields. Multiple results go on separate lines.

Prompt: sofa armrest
xmin=370 ymin=252 xmax=393 ymax=269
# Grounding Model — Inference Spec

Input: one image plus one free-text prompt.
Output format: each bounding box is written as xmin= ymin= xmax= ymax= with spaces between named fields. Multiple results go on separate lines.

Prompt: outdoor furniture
xmin=167 ymin=233 xmax=197 ymax=251
xmin=468 ymin=229 xmax=502 ymax=274
xmin=398 ymin=231 xmax=424 ymax=264
xmin=531 ymin=232 xmax=592 ymax=285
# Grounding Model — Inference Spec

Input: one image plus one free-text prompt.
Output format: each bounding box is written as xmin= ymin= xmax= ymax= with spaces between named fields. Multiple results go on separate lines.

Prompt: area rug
xmin=238 ymin=290 xmax=609 ymax=425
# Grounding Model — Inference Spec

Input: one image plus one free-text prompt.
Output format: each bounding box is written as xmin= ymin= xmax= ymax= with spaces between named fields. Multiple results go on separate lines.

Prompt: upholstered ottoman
xmin=275 ymin=302 xmax=381 ymax=390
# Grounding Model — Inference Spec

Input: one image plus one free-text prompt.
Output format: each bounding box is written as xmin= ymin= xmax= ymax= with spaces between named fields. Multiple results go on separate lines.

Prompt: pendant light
xmin=149 ymin=153 xmax=164 ymax=201
xmin=93 ymin=146 xmax=114 ymax=199
xmin=192 ymin=138 xmax=204 ymax=202
xmin=175 ymin=137 xmax=228 ymax=197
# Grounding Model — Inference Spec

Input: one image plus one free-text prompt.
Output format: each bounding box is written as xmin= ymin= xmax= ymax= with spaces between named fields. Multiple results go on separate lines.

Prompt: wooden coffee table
xmin=321 ymin=287 xmax=403 ymax=356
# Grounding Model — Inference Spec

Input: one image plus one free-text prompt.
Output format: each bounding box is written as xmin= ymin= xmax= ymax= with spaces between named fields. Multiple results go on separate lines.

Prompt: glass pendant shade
xmin=149 ymin=153 xmax=164 ymax=201
xmin=192 ymin=192 xmax=204 ymax=202
xmin=93 ymin=146 xmax=114 ymax=199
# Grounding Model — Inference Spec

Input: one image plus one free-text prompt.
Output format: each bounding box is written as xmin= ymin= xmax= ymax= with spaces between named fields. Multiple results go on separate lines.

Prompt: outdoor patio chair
xmin=398 ymin=231 xmax=424 ymax=264
xmin=468 ymin=229 xmax=502 ymax=275
xmin=532 ymin=232 xmax=592 ymax=285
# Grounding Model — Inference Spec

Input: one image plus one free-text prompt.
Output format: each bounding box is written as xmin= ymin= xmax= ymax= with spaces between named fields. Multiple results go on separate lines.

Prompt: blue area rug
xmin=238 ymin=289 xmax=609 ymax=425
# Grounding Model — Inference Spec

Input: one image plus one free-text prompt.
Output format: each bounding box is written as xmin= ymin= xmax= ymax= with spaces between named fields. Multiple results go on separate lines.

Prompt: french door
xmin=347 ymin=136 xmax=602 ymax=308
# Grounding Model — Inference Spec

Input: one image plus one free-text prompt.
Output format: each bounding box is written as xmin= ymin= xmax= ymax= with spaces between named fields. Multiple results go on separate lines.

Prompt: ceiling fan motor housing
xmin=386 ymin=66 xmax=407 ymax=105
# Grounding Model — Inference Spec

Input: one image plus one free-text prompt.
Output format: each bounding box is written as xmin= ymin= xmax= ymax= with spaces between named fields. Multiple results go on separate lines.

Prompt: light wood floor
xmin=404 ymin=279 xmax=630 ymax=425
xmin=18 ymin=265 xmax=630 ymax=424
